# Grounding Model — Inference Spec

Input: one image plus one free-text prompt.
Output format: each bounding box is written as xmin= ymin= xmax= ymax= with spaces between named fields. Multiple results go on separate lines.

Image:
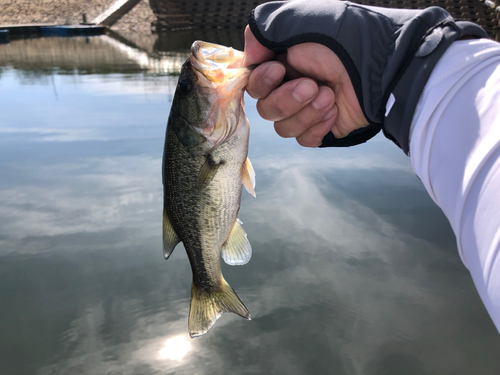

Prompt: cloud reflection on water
xmin=1 ymin=35 xmax=500 ymax=375
xmin=17 ymin=144 xmax=496 ymax=374
xmin=1 ymin=110 xmax=499 ymax=374
xmin=0 ymin=155 xmax=161 ymax=248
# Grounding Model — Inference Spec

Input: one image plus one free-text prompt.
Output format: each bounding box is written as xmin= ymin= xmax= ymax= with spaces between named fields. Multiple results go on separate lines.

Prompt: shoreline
xmin=0 ymin=0 xmax=156 ymax=32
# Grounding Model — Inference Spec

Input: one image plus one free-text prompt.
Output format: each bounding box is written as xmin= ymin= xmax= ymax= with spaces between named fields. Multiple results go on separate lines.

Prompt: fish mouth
xmin=190 ymin=41 xmax=252 ymax=84
xmin=191 ymin=41 xmax=244 ymax=68
xmin=187 ymin=41 xmax=254 ymax=150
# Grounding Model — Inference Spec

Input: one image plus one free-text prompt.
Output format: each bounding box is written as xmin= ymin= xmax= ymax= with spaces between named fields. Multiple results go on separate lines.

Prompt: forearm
xmin=410 ymin=39 xmax=500 ymax=331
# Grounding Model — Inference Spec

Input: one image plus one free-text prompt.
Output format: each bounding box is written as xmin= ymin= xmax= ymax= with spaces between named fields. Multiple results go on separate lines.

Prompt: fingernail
xmin=291 ymin=80 xmax=317 ymax=103
xmin=322 ymin=106 xmax=337 ymax=122
xmin=311 ymin=89 xmax=332 ymax=110
xmin=263 ymin=63 xmax=285 ymax=85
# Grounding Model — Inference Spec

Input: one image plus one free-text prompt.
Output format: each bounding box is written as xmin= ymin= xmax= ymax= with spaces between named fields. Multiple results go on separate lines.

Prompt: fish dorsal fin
xmin=222 ymin=219 xmax=252 ymax=266
xmin=242 ymin=157 xmax=256 ymax=197
xmin=163 ymin=207 xmax=180 ymax=260
xmin=196 ymin=154 xmax=222 ymax=190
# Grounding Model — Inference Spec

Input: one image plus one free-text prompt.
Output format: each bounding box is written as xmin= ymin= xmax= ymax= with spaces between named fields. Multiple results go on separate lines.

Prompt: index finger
xmin=243 ymin=25 xmax=274 ymax=67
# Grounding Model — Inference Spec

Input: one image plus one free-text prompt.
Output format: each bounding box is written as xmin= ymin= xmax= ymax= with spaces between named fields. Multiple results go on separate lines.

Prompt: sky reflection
xmin=1 ymin=33 xmax=500 ymax=375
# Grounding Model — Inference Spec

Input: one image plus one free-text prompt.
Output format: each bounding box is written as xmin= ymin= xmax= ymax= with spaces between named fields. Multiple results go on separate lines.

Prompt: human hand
xmin=243 ymin=0 xmax=486 ymax=153
xmin=243 ymin=26 xmax=369 ymax=148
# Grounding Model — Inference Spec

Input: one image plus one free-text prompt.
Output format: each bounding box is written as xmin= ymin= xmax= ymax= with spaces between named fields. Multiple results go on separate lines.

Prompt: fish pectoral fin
xmin=242 ymin=157 xmax=256 ymax=197
xmin=195 ymin=154 xmax=222 ymax=190
xmin=163 ymin=207 xmax=180 ymax=260
xmin=189 ymin=278 xmax=251 ymax=338
xmin=222 ymin=218 xmax=252 ymax=266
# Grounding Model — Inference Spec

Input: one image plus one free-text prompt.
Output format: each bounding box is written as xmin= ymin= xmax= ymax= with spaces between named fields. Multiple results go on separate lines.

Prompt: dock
xmin=0 ymin=24 xmax=106 ymax=41
xmin=0 ymin=0 xmax=143 ymax=42
xmin=92 ymin=0 xmax=143 ymax=27
xmin=0 ymin=29 xmax=8 ymax=44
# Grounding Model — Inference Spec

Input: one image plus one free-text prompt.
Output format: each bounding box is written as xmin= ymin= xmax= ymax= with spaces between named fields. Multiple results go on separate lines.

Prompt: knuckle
xmin=294 ymin=111 xmax=312 ymax=130
xmin=246 ymin=88 xmax=259 ymax=100
xmin=256 ymin=100 xmax=267 ymax=118
xmin=274 ymin=122 xmax=287 ymax=138
xmin=256 ymin=100 xmax=275 ymax=120
xmin=296 ymin=123 xmax=327 ymax=148
xmin=246 ymin=77 xmax=260 ymax=98
xmin=256 ymin=95 xmax=288 ymax=122
xmin=293 ymin=103 xmax=329 ymax=132
xmin=246 ymin=68 xmax=267 ymax=99
xmin=309 ymin=122 xmax=331 ymax=138
xmin=247 ymin=82 xmax=266 ymax=100
xmin=274 ymin=121 xmax=293 ymax=138
xmin=296 ymin=137 xmax=316 ymax=148
xmin=270 ymin=97 xmax=290 ymax=121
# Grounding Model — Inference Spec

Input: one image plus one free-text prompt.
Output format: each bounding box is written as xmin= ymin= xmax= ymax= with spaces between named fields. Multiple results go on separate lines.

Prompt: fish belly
xmin=163 ymin=122 xmax=251 ymax=337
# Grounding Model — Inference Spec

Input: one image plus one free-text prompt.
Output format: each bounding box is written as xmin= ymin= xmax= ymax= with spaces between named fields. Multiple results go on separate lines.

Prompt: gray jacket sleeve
xmin=248 ymin=0 xmax=487 ymax=154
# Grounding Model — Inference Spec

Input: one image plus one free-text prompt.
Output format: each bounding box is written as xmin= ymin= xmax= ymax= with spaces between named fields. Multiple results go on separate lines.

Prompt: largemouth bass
xmin=162 ymin=41 xmax=256 ymax=338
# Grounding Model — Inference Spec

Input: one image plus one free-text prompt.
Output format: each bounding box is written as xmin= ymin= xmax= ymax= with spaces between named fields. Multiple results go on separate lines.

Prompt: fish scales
xmin=164 ymin=123 xmax=247 ymax=284
xmin=162 ymin=41 xmax=256 ymax=338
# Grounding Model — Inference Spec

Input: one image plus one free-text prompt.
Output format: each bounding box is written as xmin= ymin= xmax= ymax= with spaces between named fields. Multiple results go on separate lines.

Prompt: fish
xmin=162 ymin=41 xmax=256 ymax=338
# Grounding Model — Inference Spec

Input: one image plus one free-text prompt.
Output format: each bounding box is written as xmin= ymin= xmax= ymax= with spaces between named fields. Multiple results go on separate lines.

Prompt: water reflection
xmin=0 ymin=28 xmax=245 ymax=76
xmin=1 ymin=30 xmax=500 ymax=375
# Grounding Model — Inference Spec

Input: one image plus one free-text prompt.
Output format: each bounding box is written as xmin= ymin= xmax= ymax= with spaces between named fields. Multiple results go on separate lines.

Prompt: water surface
xmin=1 ymin=31 xmax=499 ymax=375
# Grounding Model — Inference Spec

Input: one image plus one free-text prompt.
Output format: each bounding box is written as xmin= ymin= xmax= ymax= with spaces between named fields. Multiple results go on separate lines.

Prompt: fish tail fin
xmin=188 ymin=278 xmax=251 ymax=338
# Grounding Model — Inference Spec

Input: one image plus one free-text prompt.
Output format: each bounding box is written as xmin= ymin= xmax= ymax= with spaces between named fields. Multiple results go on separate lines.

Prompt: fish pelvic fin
xmin=163 ymin=207 xmax=180 ymax=260
xmin=189 ymin=279 xmax=251 ymax=338
xmin=222 ymin=218 xmax=252 ymax=266
xmin=242 ymin=157 xmax=256 ymax=197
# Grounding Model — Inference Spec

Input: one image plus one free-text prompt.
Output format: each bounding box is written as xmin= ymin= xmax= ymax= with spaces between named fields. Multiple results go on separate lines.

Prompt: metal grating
xmin=149 ymin=0 xmax=264 ymax=30
xmin=148 ymin=0 xmax=499 ymax=39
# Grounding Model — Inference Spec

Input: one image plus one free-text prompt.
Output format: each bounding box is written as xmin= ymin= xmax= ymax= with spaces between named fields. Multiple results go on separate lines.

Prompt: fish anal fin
xmin=242 ymin=157 xmax=256 ymax=197
xmin=189 ymin=279 xmax=251 ymax=338
xmin=222 ymin=219 xmax=252 ymax=266
xmin=163 ymin=207 xmax=180 ymax=260
xmin=196 ymin=154 xmax=222 ymax=190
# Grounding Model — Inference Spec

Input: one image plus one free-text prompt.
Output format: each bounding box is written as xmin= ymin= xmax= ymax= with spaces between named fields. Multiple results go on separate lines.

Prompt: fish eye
xmin=179 ymin=78 xmax=193 ymax=94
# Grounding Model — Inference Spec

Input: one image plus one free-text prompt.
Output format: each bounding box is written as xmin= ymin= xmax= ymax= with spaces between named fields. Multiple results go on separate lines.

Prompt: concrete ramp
xmin=92 ymin=0 xmax=142 ymax=27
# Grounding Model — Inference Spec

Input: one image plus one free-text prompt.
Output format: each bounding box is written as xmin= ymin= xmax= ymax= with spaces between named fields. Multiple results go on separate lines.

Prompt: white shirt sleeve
xmin=409 ymin=38 xmax=500 ymax=332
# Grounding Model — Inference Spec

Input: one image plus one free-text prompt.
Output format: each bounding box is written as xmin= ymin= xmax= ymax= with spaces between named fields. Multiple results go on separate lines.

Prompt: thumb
xmin=243 ymin=25 xmax=274 ymax=67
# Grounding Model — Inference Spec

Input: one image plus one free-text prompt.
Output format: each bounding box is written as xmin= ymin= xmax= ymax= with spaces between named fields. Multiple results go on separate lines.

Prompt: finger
xmin=276 ymin=54 xmax=304 ymax=80
xmin=295 ymin=105 xmax=339 ymax=148
xmin=274 ymin=86 xmax=335 ymax=138
xmin=256 ymin=78 xmax=318 ymax=122
xmin=285 ymin=43 xmax=370 ymax=136
xmin=243 ymin=25 xmax=274 ymax=67
xmin=246 ymin=61 xmax=286 ymax=99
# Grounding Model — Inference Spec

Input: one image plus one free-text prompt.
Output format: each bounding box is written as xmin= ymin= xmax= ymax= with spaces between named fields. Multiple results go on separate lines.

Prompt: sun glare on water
xmin=159 ymin=336 xmax=192 ymax=360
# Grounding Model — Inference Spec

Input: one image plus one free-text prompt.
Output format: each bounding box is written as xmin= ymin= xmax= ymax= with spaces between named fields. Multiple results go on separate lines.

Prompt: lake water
xmin=1 ymin=30 xmax=500 ymax=375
